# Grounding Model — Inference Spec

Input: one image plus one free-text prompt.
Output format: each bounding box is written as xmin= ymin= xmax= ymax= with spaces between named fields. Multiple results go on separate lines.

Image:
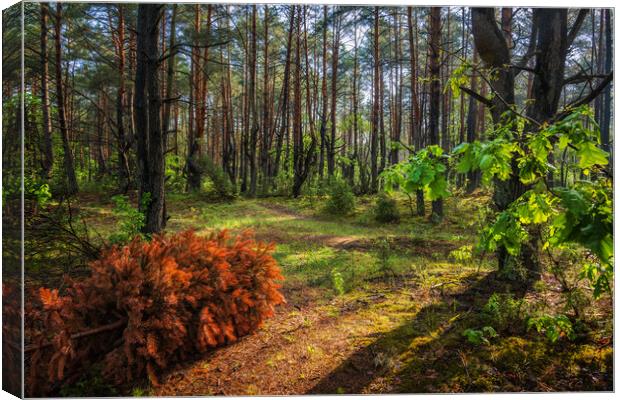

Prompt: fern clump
xmin=25 ymin=230 xmax=285 ymax=396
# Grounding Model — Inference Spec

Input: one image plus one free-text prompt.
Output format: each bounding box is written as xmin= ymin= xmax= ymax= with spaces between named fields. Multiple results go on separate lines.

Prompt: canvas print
xmin=2 ymin=1 xmax=614 ymax=397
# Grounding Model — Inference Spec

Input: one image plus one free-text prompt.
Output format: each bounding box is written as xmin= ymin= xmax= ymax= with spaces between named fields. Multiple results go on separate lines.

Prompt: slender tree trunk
xmin=39 ymin=3 xmax=54 ymax=180
xmin=429 ymin=7 xmax=443 ymax=221
xmin=371 ymin=7 xmax=380 ymax=192
xmin=260 ymin=5 xmax=271 ymax=193
xmin=319 ymin=6 xmax=329 ymax=179
xmin=407 ymin=7 xmax=424 ymax=215
xmin=600 ymin=9 xmax=612 ymax=162
xmin=248 ymin=5 xmax=259 ymax=196
xmin=115 ymin=4 xmax=131 ymax=193
xmin=272 ymin=6 xmax=295 ymax=182
xmin=54 ymin=3 xmax=79 ymax=195
xmin=327 ymin=9 xmax=340 ymax=177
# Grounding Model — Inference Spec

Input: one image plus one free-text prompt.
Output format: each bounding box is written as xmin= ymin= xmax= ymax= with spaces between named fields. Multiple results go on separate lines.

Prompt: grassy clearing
xmin=62 ymin=190 xmax=612 ymax=395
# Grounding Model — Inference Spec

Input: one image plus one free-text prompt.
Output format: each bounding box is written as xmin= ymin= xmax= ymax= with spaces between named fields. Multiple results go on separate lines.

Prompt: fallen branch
xmin=24 ymin=318 xmax=127 ymax=353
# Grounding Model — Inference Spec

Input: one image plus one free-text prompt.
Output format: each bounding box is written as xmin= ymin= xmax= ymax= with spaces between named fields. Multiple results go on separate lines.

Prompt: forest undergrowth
xmin=34 ymin=189 xmax=612 ymax=396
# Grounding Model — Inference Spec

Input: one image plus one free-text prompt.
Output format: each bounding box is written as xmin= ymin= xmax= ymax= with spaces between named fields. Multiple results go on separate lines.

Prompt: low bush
xmin=25 ymin=230 xmax=285 ymax=396
xmin=324 ymin=178 xmax=355 ymax=216
xmin=373 ymin=193 xmax=400 ymax=223
xmin=108 ymin=194 xmax=149 ymax=245
xmin=201 ymin=157 xmax=236 ymax=200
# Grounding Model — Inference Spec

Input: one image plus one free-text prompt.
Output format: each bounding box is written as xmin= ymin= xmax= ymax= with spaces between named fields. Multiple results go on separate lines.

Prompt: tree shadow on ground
xmin=307 ymin=271 xmax=542 ymax=394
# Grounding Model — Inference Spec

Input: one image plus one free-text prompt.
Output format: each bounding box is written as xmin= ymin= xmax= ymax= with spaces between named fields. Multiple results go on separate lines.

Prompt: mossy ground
xmin=64 ymin=189 xmax=613 ymax=395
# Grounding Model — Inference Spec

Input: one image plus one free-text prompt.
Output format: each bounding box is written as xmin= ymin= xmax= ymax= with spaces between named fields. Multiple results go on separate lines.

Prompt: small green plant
xmin=331 ymin=268 xmax=345 ymax=296
xmin=108 ymin=193 xmax=150 ymax=245
xmin=324 ymin=177 xmax=355 ymax=216
xmin=449 ymin=245 xmax=473 ymax=264
xmin=373 ymin=193 xmax=400 ymax=223
xmin=527 ymin=314 xmax=575 ymax=343
xmin=375 ymin=238 xmax=396 ymax=278
xmin=462 ymin=326 xmax=498 ymax=345
xmin=483 ymin=293 xmax=526 ymax=333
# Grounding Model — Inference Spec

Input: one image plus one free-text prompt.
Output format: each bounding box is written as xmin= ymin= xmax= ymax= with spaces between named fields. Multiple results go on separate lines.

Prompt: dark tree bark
xmin=600 ymin=9 xmax=612 ymax=159
xmin=429 ymin=7 xmax=443 ymax=221
xmin=54 ymin=3 xmax=79 ymax=195
xmin=135 ymin=4 xmax=166 ymax=234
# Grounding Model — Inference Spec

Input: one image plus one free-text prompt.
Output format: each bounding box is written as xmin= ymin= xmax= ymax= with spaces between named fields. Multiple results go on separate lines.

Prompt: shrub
xmin=108 ymin=194 xmax=149 ymax=245
xmin=373 ymin=193 xmax=400 ymax=223
xmin=201 ymin=157 xmax=235 ymax=200
xmin=483 ymin=293 xmax=527 ymax=333
xmin=527 ymin=314 xmax=575 ymax=343
xmin=25 ymin=230 xmax=285 ymax=396
xmin=324 ymin=178 xmax=355 ymax=216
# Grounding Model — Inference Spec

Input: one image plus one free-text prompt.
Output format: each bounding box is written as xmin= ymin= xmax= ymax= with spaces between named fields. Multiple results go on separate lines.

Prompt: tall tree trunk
xmin=260 ymin=5 xmax=271 ymax=193
xmin=319 ymin=6 xmax=329 ymax=179
xmin=116 ymin=4 xmax=131 ymax=193
xmin=162 ymin=4 xmax=177 ymax=153
xmin=407 ymin=7 xmax=424 ymax=215
xmin=327 ymin=9 xmax=340 ymax=177
xmin=248 ymin=5 xmax=259 ymax=196
xmin=54 ymin=3 xmax=79 ymax=195
xmin=370 ymin=7 xmax=380 ymax=192
xmin=292 ymin=7 xmax=317 ymax=197
xmin=600 ymin=9 xmax=612 ymax=161
xmin=272 ymin=6 xmax=295 ymax=183
xmin=429 ymin=7 xmax=443 ymax=221
xmin=187 ymin=5 xmax=211 ymax=190
xmin=39 ymin=3 xmax=54 ymax=180
xmin=466 ymin=51 xmax=480 ymax=192
xmin=135 ymin=4 xmax=166 ymax=234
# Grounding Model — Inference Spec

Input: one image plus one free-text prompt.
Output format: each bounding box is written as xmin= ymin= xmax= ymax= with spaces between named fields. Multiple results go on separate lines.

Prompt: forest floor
xmin=73 ymin=190 xmax=613 ymax=395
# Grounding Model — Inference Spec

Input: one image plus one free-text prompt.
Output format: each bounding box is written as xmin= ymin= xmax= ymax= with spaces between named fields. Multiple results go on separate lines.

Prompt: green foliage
xmin=446 ymin=62 xmax=470 ymax=98
xmin=165 ymin=154 xmax=185 ymax=192
xmin=381 ymin=145 xmax=450 ymax=201
xmin=527 ymin=314 xmax=575 ymax=343
xmin=453 ymin=138 xmax=517 ymax=185
xmin=462 ymin=326 xmax=497 ymax=345
xmin=108 ymin=194 xmax=150 ymax=245
xmin=3 ymin=175 xmax=52 ymax=210
xmin=323 ymin=178 xmax=355 ymax=216
xmin=373 ymin=193 xmax=400 ymax=223
xmin=331 ymin=268 xmax=345 ymax=296
xmin=448 ymin=245 xmax=473 ymax=264
xmin=483 ymin=293 xmax=527 ymax=332
xmin=580 ymin=262 xmax=612 ymax=300
xmin=201 ymin=157 xmax=236 ymax=200
xmin=549 ymin=180 xmax=612 ymax=265
xmin=450 ymin=107 xmax=613 ymax=292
